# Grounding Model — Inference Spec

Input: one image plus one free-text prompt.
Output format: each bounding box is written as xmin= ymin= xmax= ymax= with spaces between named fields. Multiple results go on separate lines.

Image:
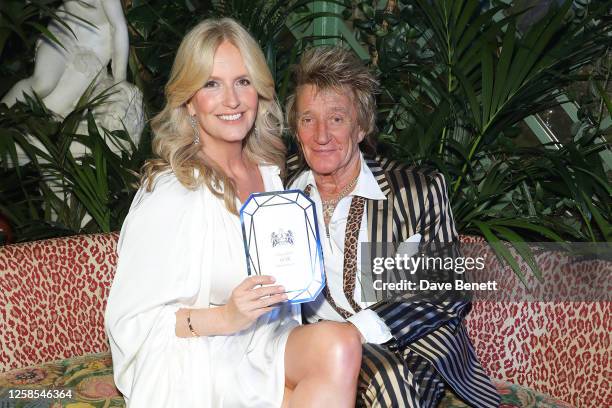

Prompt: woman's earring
xmin=190 ymin=115 xmax=200 ymax=145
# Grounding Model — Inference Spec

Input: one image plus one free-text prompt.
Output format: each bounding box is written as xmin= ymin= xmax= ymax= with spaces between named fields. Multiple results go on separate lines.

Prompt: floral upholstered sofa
xmin=0 ymin=233 xmax=609 ymax=407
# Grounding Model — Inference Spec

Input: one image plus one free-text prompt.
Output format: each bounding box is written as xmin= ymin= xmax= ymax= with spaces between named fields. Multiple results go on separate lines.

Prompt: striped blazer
xmin=287 ymin=154 xmax=500 ymax=408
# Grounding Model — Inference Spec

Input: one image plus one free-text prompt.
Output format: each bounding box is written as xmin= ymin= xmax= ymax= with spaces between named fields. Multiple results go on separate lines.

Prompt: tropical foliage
xmin=0 ymin=0 xmax=610 ymax=252
xmin=0 ymin=0 xmax=317 ymax=242
xmin=0 ymin=90 xmax=145 ymax=240
xmin=347 ymin=0 xmax=611 ymax=248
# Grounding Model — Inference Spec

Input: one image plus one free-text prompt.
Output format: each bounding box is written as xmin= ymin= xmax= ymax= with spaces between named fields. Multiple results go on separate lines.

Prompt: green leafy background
xmin=1 ymin=0 xmax=610 ymax=253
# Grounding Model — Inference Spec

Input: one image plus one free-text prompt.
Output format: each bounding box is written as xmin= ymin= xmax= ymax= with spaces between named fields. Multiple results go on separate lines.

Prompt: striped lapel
xmin=365 ymin=157 xmax=393 ymax=245
xmin=365 ymin=156 xmax=421 ymax=245
xmin=365 ymin=157 xmax=399 ymax=302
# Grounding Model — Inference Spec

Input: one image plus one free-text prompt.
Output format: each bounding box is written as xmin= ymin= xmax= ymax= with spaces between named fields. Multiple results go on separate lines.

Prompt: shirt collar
xmin=302 ymin=152 xmax=386 ymax=201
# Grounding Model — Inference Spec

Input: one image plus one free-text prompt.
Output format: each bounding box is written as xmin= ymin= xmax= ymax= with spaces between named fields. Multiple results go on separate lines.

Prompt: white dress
xmin=105 ymin=165 xmax=300 ymax=408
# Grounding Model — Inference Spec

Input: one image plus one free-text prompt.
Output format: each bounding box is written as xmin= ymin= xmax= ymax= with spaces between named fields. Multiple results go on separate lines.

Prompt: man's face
xmin=295 ymin=84 xmax=365 ymax=177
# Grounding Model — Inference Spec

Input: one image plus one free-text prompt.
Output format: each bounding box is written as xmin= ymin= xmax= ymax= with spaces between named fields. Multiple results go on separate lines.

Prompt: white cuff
xmin=347 ymin=309 xmax=392 ymax=344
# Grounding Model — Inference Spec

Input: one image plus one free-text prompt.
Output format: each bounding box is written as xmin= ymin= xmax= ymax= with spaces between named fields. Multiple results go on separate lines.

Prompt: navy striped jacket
xmin=287 ymin=154 xmax=500 ymax=408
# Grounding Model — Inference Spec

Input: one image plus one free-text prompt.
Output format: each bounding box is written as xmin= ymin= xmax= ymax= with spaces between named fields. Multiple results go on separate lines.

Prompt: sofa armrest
xmin=0 ymin=233 xmax=119 ymax=372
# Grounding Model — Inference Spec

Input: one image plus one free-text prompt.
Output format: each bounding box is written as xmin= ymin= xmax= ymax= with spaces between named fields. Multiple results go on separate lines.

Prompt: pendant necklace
xmin=321 ymin=174 xmax=360 ymax=231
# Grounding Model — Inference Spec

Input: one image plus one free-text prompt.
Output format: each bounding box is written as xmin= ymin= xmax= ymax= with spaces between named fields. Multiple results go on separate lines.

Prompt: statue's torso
xmin=61 ymin=0 xmax=110 ymax=26
xmin=46 ymin=0 xmax=113 ymax=59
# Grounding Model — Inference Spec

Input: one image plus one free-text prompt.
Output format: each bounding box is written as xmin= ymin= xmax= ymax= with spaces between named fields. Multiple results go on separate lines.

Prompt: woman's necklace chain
xmin=321 ymin=175 xmax=359 ymax=226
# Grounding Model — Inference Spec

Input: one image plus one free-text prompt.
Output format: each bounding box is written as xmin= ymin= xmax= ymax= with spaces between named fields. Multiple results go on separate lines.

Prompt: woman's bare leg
xmin=281 ymin=386 xmax=293 ymax=408
xmin=284 ymin=321 xmax=362 ymax=408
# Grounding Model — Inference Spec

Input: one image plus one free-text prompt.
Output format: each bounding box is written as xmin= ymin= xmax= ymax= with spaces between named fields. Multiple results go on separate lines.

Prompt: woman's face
xmin=295 ymin=84 xmax=365 ymax=177
xmin=187 ymin=41 xmax=258 ymax=147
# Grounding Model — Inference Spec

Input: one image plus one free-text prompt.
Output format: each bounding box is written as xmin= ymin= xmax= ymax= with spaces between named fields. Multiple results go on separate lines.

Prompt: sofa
xmin=0 ymin=233 xmax=609 ymax=407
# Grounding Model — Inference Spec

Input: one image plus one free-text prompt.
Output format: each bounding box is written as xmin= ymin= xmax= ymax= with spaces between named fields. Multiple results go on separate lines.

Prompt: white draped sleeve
xmin=105 ymin=173 xmax=213 ymax=407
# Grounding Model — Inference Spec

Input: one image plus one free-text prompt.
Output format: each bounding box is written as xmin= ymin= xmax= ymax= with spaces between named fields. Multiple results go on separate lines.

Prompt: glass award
xmin=240 ymin=190 xmax=325 ymax=304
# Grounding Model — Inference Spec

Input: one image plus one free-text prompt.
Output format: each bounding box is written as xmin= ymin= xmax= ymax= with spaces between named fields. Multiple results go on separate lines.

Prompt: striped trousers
xmin=358 ymin=343 xmax=447 ymax=408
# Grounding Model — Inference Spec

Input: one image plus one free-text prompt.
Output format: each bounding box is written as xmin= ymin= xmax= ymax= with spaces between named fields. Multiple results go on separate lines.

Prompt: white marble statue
xmin=2 ymin=0 xmax=144 ymax=157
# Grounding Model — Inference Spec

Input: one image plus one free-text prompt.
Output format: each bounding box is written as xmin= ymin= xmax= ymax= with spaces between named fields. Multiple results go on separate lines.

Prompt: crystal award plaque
xmin=240 ymin=190 xmax=325 ymax=304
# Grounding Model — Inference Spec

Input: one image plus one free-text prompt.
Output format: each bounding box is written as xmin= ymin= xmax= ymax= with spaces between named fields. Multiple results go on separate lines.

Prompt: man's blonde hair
xmin=286 ymin=46 xmax=379 ymax=154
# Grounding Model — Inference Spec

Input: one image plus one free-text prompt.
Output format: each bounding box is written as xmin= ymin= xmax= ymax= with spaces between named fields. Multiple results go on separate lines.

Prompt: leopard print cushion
xmin=1 ymin=233 xmax=118 ymax=372
xmin=1 ymin=233 xmax=609 ymax=407
xmin=467 ymin=301 xmax=610 ymax=408
xmin=460 ymin=235 xmax=611 ymax=408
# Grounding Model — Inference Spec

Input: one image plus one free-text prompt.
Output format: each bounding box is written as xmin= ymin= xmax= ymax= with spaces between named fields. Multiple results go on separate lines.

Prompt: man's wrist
xmin=347 ymin=309 xmax=393 ymax=344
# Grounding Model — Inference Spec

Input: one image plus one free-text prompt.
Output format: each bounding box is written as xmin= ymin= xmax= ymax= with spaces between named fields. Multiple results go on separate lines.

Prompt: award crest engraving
xmin=271 ymin=229 xmax=295 ymax=247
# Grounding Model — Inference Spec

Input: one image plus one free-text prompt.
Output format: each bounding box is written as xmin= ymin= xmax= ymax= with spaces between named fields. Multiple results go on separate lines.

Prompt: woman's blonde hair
xmin=142 ymin=18 xmax=285 ymax=214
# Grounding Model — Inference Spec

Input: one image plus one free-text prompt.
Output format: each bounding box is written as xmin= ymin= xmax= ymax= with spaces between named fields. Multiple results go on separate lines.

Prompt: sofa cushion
xmin=466 ymin=301 xmax=610 ymax=408
xmin=460 ymin=236 xmax=611 ymax=407
xmin=0 ymin=352 xmax=573 ymax=407
xmin=2 ymin=233 xmax=608 ymax=407
xmin=0 ymin=353 xmax=122 ymax=407
xmin=0 ymin=233 xmax=118 ymax=371
xmin=438 ymin=380 xmax=573 ymax=408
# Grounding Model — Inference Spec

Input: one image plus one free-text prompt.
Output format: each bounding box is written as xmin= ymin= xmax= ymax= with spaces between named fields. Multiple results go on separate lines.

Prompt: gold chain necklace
xmin=321 ymin=175 xmax=359 ymax=226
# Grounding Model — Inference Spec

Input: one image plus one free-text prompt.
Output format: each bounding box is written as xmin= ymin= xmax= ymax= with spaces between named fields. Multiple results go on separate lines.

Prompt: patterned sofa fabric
xmin=460 ymin=236 xmax=611 ymax=408
xmin=1 ymin=233 xmax=609 ymax=407
xmin=466 ymin=301 xmax=611 ymax=408
xmin=1 ymin=233 xmax=118 ymax=370
xmin=0 ymin=353 xmax=122 ymax=408
xmin=0 ymin=352 xmax=572 ymax=408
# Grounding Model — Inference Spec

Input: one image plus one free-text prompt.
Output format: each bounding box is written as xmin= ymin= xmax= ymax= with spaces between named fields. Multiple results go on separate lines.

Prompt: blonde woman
xmin=104 ymin=18 xmax=362 ymax=408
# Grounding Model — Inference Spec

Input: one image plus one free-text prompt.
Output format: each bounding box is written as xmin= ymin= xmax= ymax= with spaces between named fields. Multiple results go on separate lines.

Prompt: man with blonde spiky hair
xmin=287 ymin=46 xmax=500 ymax=408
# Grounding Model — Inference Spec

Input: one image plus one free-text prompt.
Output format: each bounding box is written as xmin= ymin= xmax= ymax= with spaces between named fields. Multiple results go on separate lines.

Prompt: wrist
xmin=217 ymin=305 xmax=235 ymax=335
xmin=187 ymin=309 xmax=199 ymax=337
xmin=347 ymin=309 xmax=392 ymax=344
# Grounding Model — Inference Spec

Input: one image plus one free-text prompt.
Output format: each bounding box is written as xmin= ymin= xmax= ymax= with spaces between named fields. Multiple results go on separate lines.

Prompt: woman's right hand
xmin=221 ymin=275 xmax=287 ymax=334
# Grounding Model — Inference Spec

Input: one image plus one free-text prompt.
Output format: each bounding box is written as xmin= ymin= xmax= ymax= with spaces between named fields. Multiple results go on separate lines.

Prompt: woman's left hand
xmin=220 ymin=275 xmax=288 ymax=334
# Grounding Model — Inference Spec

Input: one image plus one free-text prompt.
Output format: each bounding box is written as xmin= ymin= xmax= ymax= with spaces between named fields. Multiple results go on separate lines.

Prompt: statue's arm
xmin=103 ymin=0 xmax=129 ymax=81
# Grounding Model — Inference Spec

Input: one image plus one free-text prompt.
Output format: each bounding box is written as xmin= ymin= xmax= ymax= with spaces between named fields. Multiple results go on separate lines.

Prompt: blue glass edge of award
xmin=239 ymin=189 xmax=326 ymax=304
